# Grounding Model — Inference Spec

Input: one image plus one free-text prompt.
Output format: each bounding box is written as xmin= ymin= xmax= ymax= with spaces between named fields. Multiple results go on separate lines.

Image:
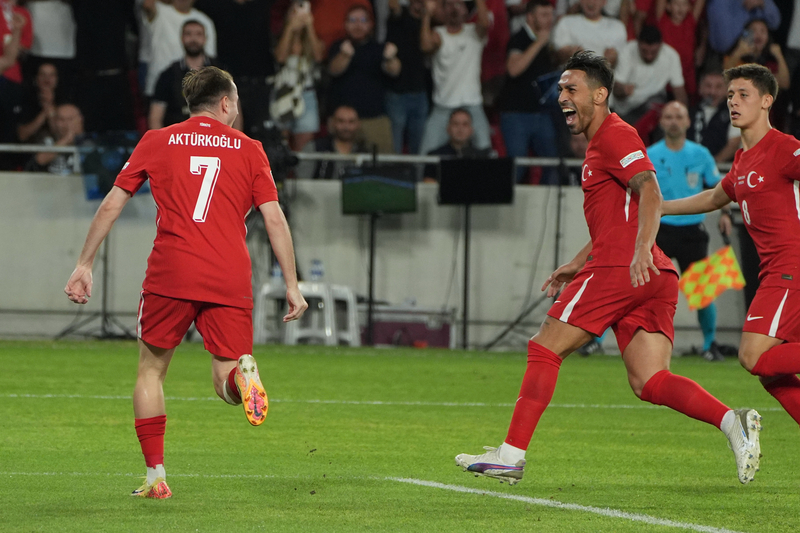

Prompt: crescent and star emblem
xmin=746 ymin=171 xmax=764 ymax=188
xmin=581 ymin=165 xmax=592 ymax=182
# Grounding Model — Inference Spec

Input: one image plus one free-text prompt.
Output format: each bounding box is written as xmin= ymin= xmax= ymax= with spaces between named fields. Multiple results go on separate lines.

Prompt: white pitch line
xmin=388 ymin=478 xmax=748 ymax=533
xmin=0 ymin=471 xmax=756 ymax=532
xmin=0 ymin=471 xmax=277 ymax=479
xmin=0 ymin=393 xmax=784 ymax=412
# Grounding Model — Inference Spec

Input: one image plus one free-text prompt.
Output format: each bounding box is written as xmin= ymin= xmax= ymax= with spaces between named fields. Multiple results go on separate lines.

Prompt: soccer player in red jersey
xmin=64 ymin=67 xmax=308 ymax=499
xmin=455 ymin=51 xmax=762 ymax=486
xmin=663 ymin=63 xmax=800 ymax=434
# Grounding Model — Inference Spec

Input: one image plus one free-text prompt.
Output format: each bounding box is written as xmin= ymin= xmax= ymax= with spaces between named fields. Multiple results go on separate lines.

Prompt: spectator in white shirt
xmin=612 ymin=25 xmax=687 ymax=125
xmin=419 ymin=0 xmax=491 ymax=155
xmin=552 ymin=0 xmax=626 ymax=67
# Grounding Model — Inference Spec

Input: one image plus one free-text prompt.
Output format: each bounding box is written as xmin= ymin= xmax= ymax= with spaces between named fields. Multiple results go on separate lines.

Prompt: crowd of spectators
xmin=1 ymin=0 xmax=800 ymax=184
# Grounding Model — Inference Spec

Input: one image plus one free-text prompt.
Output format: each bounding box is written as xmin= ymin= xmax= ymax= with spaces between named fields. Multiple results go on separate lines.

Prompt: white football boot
xmin=455 ymin=446 xmax=525 ymax=485
xmin=724 ymin=408 xmax=762 ymax=484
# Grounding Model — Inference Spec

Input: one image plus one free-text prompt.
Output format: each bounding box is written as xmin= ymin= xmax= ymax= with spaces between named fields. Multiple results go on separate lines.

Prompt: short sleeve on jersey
xmin=721 ymin=171 xmax=737 ymax=202
xmin=250 ymin=141 xmax=279 ymax=207
xmin=115 ymin=132 xmax=152 ymax=196
xmin=778 ymin=138 xmax=800 ymax=180
xmin=601 ymin=122 xmax=654 ymax=186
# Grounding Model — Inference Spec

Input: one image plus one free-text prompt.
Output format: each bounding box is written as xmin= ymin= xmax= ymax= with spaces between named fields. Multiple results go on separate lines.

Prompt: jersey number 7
xmin=190 ymin=156 xmax=221 ymax=223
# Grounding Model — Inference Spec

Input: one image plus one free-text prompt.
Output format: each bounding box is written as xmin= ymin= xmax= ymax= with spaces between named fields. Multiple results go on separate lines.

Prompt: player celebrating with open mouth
xmin=455 ymin=51 xmax=761 ymax=486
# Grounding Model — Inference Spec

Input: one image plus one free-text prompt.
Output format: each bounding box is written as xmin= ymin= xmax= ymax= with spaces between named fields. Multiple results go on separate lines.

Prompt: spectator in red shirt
xmin=656 ymin=0 xmax=706 ymax=98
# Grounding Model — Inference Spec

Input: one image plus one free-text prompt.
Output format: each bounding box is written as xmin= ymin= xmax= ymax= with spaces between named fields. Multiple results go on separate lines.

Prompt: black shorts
xmin=656 ymin=223 xmax=709 ymax=273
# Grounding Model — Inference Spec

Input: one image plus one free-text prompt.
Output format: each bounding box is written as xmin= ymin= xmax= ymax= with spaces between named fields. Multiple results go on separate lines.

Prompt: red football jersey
xmin=581 ymin=113 xmax=675 ymax=272
xmin=721 ymin=129 xmax=800 ymax=289
xmin=115 ymin=117 xmax=278 ymax=309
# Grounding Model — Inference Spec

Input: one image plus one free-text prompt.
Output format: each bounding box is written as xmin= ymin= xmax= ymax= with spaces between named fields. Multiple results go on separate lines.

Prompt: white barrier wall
xmin=0 ymin=172 xmax=745 ymax=351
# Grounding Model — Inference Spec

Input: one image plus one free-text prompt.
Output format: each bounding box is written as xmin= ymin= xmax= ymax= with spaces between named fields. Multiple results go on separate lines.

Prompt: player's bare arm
xmin=629 ymin=170 xmax=662 ymax=288
xmin=541 ymin=240 xmax=592 ymax=298
xmin=662 ymin=181 xmax=733 ymax=216
xmin=65 ymin=186 xmax=132 ymax=304
xmin=258 ymin=201 xmax=309 ymax=322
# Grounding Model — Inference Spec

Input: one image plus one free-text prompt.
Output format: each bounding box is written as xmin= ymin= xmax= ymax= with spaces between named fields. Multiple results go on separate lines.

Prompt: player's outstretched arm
xmin=258 ymin=201 xmax=309 ymax=322
xmin=629 ymin=171 xmax=661 ymax=288
xmin=541 ymin=240 xmax=592 ymax=297
xmin=65 ymin=186 xmax=132 ymax=304
xmin=661 ymin=181 xmax=732 ymax=216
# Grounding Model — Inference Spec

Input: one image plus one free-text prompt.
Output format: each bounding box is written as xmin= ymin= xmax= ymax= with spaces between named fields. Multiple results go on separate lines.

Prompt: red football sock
xmin=227 ymin=367 xmax=242 ymax=402
xmin=504 ymin=341 xmax=562 ymax=450
xmin=640 ymin=370 xmax=729 ymax=428
xmin=751 ymin=343 xmax=800 ymax=377
xmin=762 ymin=375 xmax=800 ymax=427
xmin=135 ymin=415 xmax=167 ymax=468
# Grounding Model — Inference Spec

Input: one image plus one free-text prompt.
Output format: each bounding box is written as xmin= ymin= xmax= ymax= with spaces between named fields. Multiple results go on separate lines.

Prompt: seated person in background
xmin=327 ymin=5 xmax=401 ymax=154
xmin=296 ymin=105 xmax=369 ymax=180
xmin=16 ymin=62 xmax=61 ymax=143
xmin=423 ymin=108 xmax=491 ymax=182
xmin=26 ymin=102 xmax=83 ymax=175
xmin=613 ymin=25 xmax=686 ymax=127
xmin=551 ymin=0 xmax=627 ymax=67
xmin=687 ymin=71 xmax=741 ymax=163
xmin=149 ymin=20 xmax=222 ymax=130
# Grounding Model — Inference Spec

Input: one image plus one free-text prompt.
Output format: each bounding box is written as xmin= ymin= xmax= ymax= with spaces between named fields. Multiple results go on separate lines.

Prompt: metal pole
xmin=462 ymin=204 xmax=470 ymax=349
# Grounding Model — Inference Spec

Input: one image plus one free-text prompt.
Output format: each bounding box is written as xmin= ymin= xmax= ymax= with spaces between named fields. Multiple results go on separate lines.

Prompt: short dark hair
xmin=724 ymin=63 xmax=779 ymax=99
xmin=182 ymin=19 xmax=205 ymax=34
xmin=449 ymin=107 xmax=472 ymax=122
xmin=331 ymin=105 xmax=359 ymax=119
xmin=182 ymin=66 xmax=235 ymax=113
xmin=638 ymin=25 xmax=662 ymax=45
xmin=564 ymin=50 xmax=614 ymax=97
xmin=526 ymin=0 xmax=552 ymax=14
xmin=345 ymin=4 xmax=371 ymax=21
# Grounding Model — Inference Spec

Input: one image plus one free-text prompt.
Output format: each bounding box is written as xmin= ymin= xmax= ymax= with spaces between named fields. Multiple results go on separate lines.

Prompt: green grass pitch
xmin=1 ymin=340 xmax=798 ymax=532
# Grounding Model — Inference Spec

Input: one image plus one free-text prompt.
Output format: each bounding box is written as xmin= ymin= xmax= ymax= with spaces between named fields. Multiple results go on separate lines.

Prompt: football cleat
xmin=455 ymin=446 xmax=525 ymax=485
xmin=235 ymin=354 xmax=268 ymax=426
xmin=725 ymin=408 xmax=762 ymax=484
xmin=131 ymin=477 xmax=172 ymax=499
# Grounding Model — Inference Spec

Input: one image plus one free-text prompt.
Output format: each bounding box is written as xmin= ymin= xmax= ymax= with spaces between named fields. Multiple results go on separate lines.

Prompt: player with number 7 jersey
xmin=64 ymin=67 xmax=308 ymax=498
xmin=664 ymin=63 xmax=800 ymax=437
xmin=116 ymin=117 xmax=273 ymax=308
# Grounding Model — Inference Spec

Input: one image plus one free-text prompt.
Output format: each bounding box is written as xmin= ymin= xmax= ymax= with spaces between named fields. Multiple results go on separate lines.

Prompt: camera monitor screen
xmin=438 ymin=157 xmax=514 ymax=205
xmin=341 ymin=165 xmax=417 ymax=215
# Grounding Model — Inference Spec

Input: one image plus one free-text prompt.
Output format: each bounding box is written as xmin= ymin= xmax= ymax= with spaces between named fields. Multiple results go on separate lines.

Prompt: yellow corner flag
xmin=679 ymin=245 xmax=746 ymax=310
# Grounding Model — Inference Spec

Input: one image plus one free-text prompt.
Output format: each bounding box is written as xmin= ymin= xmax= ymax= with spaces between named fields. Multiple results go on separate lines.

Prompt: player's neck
xmin=191 ymin=111 xmax=226 ymax=126
xmin=585 ymin=108 xmax=611 ymax=142
xmin=665 ymin=136 xmax=685 ymax=151
xmin=740 ymin=119 xmax=772 ymax=152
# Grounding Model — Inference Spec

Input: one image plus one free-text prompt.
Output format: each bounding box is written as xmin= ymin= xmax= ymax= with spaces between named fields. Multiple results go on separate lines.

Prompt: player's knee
xmin=737 ymin=348 xmax=759 ymax=374
xmin=627 ymin=376 xmax=647 ymax=399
